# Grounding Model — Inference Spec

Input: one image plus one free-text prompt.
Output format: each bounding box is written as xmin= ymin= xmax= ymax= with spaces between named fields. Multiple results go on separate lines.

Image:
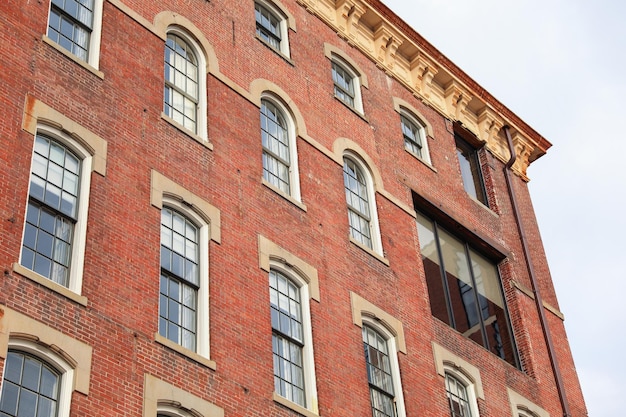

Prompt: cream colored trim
xmin=324 ymin=43 xmax=369 ymax=88
xmin=153 ymin=11 xmax=220 ymax=75
xmin=258 ymin=235 xmax=319 ymax=301
xmin=392 ymin=97 xmax=434 ymax=137
xmin=107 ymin=0 xmax=154 ymax=34
xmin=508 ymin=388 xmax=550 ymax=417
xmin=261 ymin=179 xmax=308 ymax=211
xmin=297 ymin=0 xmax=547 ymax=179
xmin=143 ymin=374 xmax=224 ymax=417
xmin=249 ymin=79 xmax=308 ymax=137
xmin=513 ymin=281 xmax=565 ymax=320
xmin=350 ymin=292 xmax=406 ymax=353
xmin=22 ymin=96 xmax=107 ymax=175
xmin=333 ymin=138 xmax=383 ymax=190
xmin=0 ymin=305 xmax=92 ymax=395
xmin=11 ymin=263 xmax=88 ymax=306
xmin=41 ymin=36 xmax=104 ymax=79
xmin=432 ymin=342 xmax=484 ymax=399
xmin=154 ymin=333 xmax=216 ymax=370
xmin=150 ymin=170 xmax=221 ymax=243
xmin=273 ymin=392 xmax=318 ymax=417
xmin=263 ymin=0 xmax=297 ymax=31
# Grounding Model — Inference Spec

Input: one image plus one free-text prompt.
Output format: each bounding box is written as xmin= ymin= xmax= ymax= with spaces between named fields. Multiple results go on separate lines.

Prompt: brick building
xmin=0 ymin=0 xmax=587 ymax=416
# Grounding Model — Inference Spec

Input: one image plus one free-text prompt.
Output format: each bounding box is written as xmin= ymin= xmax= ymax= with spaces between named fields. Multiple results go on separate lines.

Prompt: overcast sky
xmin=382 ymin=1 xmax=626 ymax=416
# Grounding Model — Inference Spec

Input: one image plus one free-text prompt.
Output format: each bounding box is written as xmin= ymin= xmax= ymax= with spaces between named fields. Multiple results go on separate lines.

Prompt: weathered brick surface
xmin=0 ymin=1 xmax=586 ymax=416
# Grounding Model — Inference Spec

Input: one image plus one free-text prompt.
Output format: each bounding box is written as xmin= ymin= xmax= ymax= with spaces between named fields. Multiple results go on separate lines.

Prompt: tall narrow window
xmin=261 ymin=99 xmax=291 ymax=195
xmin=363 ymin=325 xmax=397 ymax=417
xmin=401 ymin=113 xmax=430 ymax=164
xmin=343 ymin=157 xmax=372 ymax=249
xmin=456 ymin=137 xmax=487 ymax=205
xmin=255 ymin=2 xmax=281 ymax=50
xmin=446 ymin=373 xmax=473 ymax=417
xmin=416 ymin=211 xmax=518 ymax=367
xmin=47 ymin=0 xmax=95 ymax=62
xmin=164 ymin=34 xmax=199 ymax=134
xmin=159 ymin=208 xmax=199 ymax=351
xmin=270 ymin=270 xmax=305 ymax=407
xmin=21 ymin=134 xmax=80 ymax=287
xmin=0 ymin=351 xmax=61 ymax=417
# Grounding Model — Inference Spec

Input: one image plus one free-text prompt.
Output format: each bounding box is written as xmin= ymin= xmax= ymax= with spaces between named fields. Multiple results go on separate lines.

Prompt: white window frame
xmin=400 ymin=109 xmax=431 ymax=164
xmin=361 ymin=319 xmax=407 ymax=417
xmin=258 ymin=235 xmax=319 ymax=417
xmin=254 ymin=0 xmax=291 ymax=58
xmin=432 ymin=343 xmax=483 ymax=417
xmin=45 ymin=0 xmax=104 ymax=70
xmin=1 ymin=339 xmax=74 ymax=417
xmin=163 ymin=27 xmax=208 ymax=142
xmin=343 ymin=152 xmax=383 ymax=255
xmin=18 ymin=125 xmax=92 ymax=299
xmin=331 ymin=58 xmax=364 ymax=113
xmin=260 ymin=94 xmax=301 ymax=201
xmin=159 ymin=199 xmax=209 ymax=358
xmin=151 ymin=171 xmax=221 ymax=369
xmin=350 ymin=292 xmax=407 ymax=417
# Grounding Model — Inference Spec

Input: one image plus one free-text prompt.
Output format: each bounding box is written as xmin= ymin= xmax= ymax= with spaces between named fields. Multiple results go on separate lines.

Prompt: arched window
xmin=0 ymin=350 xmax=61 ymax=417
xmin=362 ymin=325 xmax=397 ymax=417
xmin=445 ymin=372 xmax=474 ymax=417
xmin=164 ymin=29 xmax=207 ymax=140
xmin=254 ymin=0 xmax=291 ymax=57
xmin=159 ymin=207 xmax=200 ymax=351
xmin=401 ymin=111 xmax=430 ymax=164
xmin=343 ymin=155 xmax=381 ymax=252
xmin=332 ymin=58 xmax=364 ymax=113
xmin=270 ymin=270 xmax=305 ymax=407
xmin=21 ymin=134 xmax=80 ymax=288
xmin=260 ymin=98 xmax=299 ymax=198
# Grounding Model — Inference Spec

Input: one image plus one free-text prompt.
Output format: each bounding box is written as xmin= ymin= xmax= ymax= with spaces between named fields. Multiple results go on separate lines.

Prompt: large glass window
xmin=164 ymin=34 xmax=199 ymax=134
xmin=0 ymin=351 xmax=60 ymax=417
xmin=270 ymin=270 xmax=305 ymax=407
xmin=445 ymin=373 xmax=473 ymax=417
xmin=47 ymin=0 xmax=94 ymax=62
xmin=343 ymin=157 xmax=373 ymax=249
xmin=363 ymin=325 xmax=397 ymax=417
xmin=456 ymin=137 xmax=487 ymax=205
xmin=159 ymin=208 xmax=199 ymax=351
xmin=261 ymin=99 xmax=291 ymax=195
xmin=21 ymin=135 xmax=80 ymax=287
xmin=416 ymin=211 xmax=517 ymax=367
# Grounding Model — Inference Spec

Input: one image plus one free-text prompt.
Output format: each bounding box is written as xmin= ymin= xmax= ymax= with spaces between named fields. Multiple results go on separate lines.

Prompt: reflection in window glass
xmin=21 ymin=135 xmax=80 ymax=287
xmin=159 ymin=208 xmax=199 ymax=351
xmin=255 ymin=2 xmax=281 ymax=50
xmin=456 ymin=137 xmax=487 ymax=205
xmin=416 ymin=212 xmax=517 ymax=367
xmin=47 ymin=0 xmax=95 ymax=61
xmin=270 ymin=270 xmax=305 ymax=407
xmin=332 ymin=61 xmax=355 ymax=108
xmin=363 ymin=325 xmax=396 ymax=417
xmin=0 ymin=351 xmax=60 ymax=417
xmin=445 ymin=373 xmax=472 ymax=417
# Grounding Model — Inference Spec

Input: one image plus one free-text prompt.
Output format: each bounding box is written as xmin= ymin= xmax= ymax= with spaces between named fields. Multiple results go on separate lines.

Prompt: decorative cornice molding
xmin=296 ymin=0 xmax=550 ymax=180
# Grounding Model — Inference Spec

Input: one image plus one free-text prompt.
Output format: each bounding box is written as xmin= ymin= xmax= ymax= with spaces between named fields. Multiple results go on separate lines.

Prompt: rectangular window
xmin=456 ymin=136 xmax=488 ymax=205
xmin=332 ymin=61 xmax=355 ymax=108
xmin=47 ymin=0 xmax=95 ymax=62
xmin=416 ymin=211 xmax=518 ymax=367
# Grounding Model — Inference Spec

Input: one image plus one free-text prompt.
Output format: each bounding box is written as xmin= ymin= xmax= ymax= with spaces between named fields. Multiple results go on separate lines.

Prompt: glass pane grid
xmin=0 ymin=351 xmax=59 ymax=417
xmin=48 ymin=0 xmax=93 ymax=61
xmin=401 ymin=116 xmax=423 ymax=157
xmin=446 ymin=374 xmax=472 ymax=417
xmin=164 ymin=34 xmax=199 ymax=133
xmin=270 ymin=271 xmax=305 ymax=407
xmin=363 ymin=326 xmax=396 ymax=417
xmin=261 ymin=101 xmax=291 ymax=194
xmin=332 ymin=62 xmax=355 ymax=107
xmin=255 ymin=3 xmax=281 ymax=49
xmin=344 ymin=159 xmax=372 ymax=248
xmin=159 ymin=208 xmax=199 ymax=351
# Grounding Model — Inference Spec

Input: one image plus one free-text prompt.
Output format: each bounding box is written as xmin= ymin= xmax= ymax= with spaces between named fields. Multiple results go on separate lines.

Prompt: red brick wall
xmin=0 ymin=0 xmax=586 ymax=416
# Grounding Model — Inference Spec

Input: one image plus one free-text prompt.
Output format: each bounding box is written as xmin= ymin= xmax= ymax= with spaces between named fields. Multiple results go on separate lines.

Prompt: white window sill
xmin=12 ymin=263 xmax=88 ymax=306
xmin=42 ymin=36 xmax=104 ymax=79
xmin=161 ymin=113 xmax=213 ymax=151
xmin=349 ymin=238 xmax=390 ymax=266
xmin=405 ymin=148 xmax=437 ymax=172
xmin=154 ymin=333 xmax=216 ymax=370
xmin=273 ymin=392 xmax=319 ymax=417
xmin=261 ymin=179 xmax=307 ymax=211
